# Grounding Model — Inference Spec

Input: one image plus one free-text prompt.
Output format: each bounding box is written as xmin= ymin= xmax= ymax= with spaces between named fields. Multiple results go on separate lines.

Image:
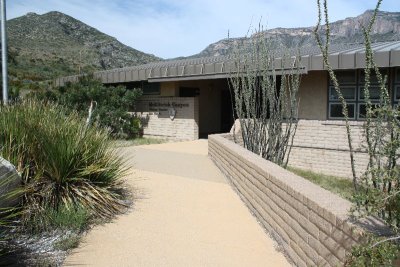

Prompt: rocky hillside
xmin=193 ymin=10 xmax=400 ymax=57
xmin=7 ymin=11 xmax=161 ymax=81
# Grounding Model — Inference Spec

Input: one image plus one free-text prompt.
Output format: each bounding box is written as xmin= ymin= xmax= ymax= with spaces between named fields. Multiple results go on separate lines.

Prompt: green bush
xmin=33 ymin=75 xmax=143 ymax=139
xmin=345 ymin=235 xmax=399 ymax=267
xmin=26 ymin=204 xmax=90 ymax=233
xmin=0 ymin=100 xmax=127 ymax=230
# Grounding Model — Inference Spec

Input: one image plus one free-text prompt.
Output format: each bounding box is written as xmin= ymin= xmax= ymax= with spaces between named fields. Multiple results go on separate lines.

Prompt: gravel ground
xmin=1 ymin=230 xmax=78 ymax=266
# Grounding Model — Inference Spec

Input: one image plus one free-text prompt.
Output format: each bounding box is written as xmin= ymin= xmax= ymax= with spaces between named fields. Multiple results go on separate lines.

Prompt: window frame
xmin=357 ymin=102 xmax=381 ymax=120
xmin=329 ymin=86 xmax=357 ymax=101
xmin=358 ymin=85 xmax=381 ymax=101
xmin=327 ymin=69 xmax=391 ymax=120
xmin=331 ymin=70 xmax=357 ymax=84
xmin=329 ymin=102 xmax=356 ymax=120
xmin=142 ymin=82 xmax=161 ymax=95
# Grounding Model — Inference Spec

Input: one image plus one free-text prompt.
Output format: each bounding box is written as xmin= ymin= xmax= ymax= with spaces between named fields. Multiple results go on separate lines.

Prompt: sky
xmin=7 ymin=0 xmax=400 ymax=59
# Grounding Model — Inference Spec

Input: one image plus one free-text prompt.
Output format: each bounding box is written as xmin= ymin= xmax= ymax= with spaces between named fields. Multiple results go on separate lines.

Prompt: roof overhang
xmin=54 ymin=41 xmax=400 ymax=87
xmin=147 ymin=67 xmax=308 ymax=83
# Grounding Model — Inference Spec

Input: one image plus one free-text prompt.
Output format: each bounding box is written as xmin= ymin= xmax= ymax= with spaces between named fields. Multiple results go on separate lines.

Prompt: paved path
xmin=64 ymin=140 xmax=290 ymax=267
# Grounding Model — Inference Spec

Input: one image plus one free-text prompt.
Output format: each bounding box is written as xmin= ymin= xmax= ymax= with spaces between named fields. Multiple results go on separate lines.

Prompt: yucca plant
xmin=0 ymin=100 xmax=128 ymax=230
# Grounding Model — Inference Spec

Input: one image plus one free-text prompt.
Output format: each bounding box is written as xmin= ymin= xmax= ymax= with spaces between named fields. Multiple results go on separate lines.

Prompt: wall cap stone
xmin=209 ymin=133 xmax=391 ymax=265
xmin=209 ymin=133 xmax=353 ymax=219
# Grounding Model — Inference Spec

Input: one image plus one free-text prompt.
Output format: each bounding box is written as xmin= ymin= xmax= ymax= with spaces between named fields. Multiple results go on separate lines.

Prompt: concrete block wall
xmin=231 ymin=119 xmax=369 ymax=178
xmin=290 ymin=120 xmax=368 ymax=178
xmin=136 ymin=96 xmax=199 ymax=140
xmin=209 ymin=134 xmax=366 ymax=266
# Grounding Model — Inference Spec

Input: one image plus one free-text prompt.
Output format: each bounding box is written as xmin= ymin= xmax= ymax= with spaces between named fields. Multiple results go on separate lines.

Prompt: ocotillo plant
xmin=229 ymin=29 xmax=301 ymax=167
xmin=314 ymin=0 xmax=400 ymax=264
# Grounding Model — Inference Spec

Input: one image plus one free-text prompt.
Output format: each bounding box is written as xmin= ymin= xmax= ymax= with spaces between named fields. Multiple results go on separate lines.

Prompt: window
xmin=179 ymin=87 xmax=199 ymax=97
xmin=328 ymin=69 xmax=389 ymax=120
xmin=357 ymin=86 xmax=381 ymax=119
xmin=359 ymin=86 xmax=381 ymax=100
xmin=395 ymin=85 xmax=400 ymax=102
xmin=328 ymin=71 xmax=356 ymax=119
xmin=142 ymin=82 xmax=160 ymax=95
xmin=358 ymin=103 xmax=381 ymax=119
xmin=335 ymin=70 xmax=357 ymax=84
xmin=329 ymin=103 xmax=355 ymax=119
xmin=329 ymin=86 xmax=356 ymax=101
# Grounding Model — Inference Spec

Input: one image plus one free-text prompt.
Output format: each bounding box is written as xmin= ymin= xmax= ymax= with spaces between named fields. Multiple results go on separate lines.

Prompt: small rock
xmin=0 ymin=157 xmax=22 ymax=208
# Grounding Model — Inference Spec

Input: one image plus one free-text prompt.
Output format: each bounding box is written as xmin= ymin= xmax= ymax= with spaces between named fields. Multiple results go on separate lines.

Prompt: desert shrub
xmin=33 ymin=75 xmax=143 ymax=139
xmin=0 ymin=100 xmax=127 ymax=231
xmin=345 ymin=235 xmax=399 ymax=267
xmin=315 ymin=0 xmax=400 ymax=265
xmin=229 ymin=29 xmax=301 ymax=167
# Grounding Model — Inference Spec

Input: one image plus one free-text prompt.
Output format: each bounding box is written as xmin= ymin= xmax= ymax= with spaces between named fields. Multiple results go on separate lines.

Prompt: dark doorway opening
xmin=179 ymin=87 xmax=199 ymax=97
xmin=221 ymin=89 xmax=234 ymax=133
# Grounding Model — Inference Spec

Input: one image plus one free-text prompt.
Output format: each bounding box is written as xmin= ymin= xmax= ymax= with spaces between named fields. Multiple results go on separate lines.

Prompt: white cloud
xmin=7 ymin=0 xmax=399 ymax=58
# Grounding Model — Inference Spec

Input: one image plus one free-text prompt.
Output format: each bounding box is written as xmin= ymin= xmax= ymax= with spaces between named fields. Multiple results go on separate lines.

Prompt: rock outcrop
xmin=192 ymin=10 xmax=400 ymax=58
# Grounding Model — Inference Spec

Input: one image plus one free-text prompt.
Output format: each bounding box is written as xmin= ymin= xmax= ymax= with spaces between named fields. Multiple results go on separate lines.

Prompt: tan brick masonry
xmin=208 ymin=134 xmax=387 ymax=266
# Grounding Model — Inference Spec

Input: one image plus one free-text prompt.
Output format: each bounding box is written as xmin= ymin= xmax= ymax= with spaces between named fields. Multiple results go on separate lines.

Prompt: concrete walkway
xmin=64 ymin=140 xmax=290 ymax=267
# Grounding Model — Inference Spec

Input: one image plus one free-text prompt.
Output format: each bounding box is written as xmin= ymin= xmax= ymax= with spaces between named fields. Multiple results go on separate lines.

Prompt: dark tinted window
xmin=143 ymin=82 xmax=160 ymax=95
xmin=329 ymin=86 xmax=356 ymax=100
xmin=329 ymin=103 xmax=355 ymax=119
xmin=359 ymin=86 xmax=381 ymax=100
xmin=179 ymin=87 xmax=199 ymax=97
xmin=330 ymin=71 xmax=356 ymax=84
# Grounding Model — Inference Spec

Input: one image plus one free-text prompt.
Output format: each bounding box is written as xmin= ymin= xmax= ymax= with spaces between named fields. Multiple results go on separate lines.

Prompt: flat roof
xmin=55 ymin=41 xmax=400 ymax=86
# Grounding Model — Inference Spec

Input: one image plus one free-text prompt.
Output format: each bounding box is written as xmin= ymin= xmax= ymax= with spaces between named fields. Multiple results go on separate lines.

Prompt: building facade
xmin=55 ymin=41 xmax=400 ymax=177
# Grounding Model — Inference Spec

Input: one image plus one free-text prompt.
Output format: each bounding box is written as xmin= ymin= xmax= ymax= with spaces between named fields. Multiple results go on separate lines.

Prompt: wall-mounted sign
xmin=148 ymin=102 xmax=189 ymax=111
xmin=136 ymin=98 xmax=192 ymax=119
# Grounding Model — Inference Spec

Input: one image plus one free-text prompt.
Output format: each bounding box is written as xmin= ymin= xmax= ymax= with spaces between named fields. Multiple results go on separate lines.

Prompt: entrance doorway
xmin=221 ymin=89 xmax=234 ymax=133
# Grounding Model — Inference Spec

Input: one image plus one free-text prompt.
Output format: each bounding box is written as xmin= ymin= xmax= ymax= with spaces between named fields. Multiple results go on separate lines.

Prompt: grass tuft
xmin=0 ymin=100 xmax=128 ymax=232
xmin=26 ymin=204 xmax=90 ymax=233
xmin=288 ymin=166 xmax=355 ymax=201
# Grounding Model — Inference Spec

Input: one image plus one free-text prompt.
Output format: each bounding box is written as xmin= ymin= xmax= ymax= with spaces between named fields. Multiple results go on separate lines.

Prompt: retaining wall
xmin=209 ymin=134 xmax=367 ymax=266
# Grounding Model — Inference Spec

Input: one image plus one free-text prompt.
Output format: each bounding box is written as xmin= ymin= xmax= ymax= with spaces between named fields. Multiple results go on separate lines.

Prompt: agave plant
xmin=0 ymin=100 xmax=128 ymax=228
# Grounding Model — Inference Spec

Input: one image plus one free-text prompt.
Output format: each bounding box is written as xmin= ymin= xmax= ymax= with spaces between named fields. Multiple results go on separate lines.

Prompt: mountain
xmin=7 ymin=11 xmax=161 ymax=81
xmin=192 ymin=10 xmax=400 ymax=58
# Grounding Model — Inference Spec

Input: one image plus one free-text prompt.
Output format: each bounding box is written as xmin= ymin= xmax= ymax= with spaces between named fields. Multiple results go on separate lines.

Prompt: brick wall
xmin=290 ymin=120 xmax=368 ymax=178
xmin=231 ymin=119 xmax=368 ymax=178
xmin=209 ymin=134 xmax=369 ymax=266
xmin=136 ymin=96 xmax=199 ymax=140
